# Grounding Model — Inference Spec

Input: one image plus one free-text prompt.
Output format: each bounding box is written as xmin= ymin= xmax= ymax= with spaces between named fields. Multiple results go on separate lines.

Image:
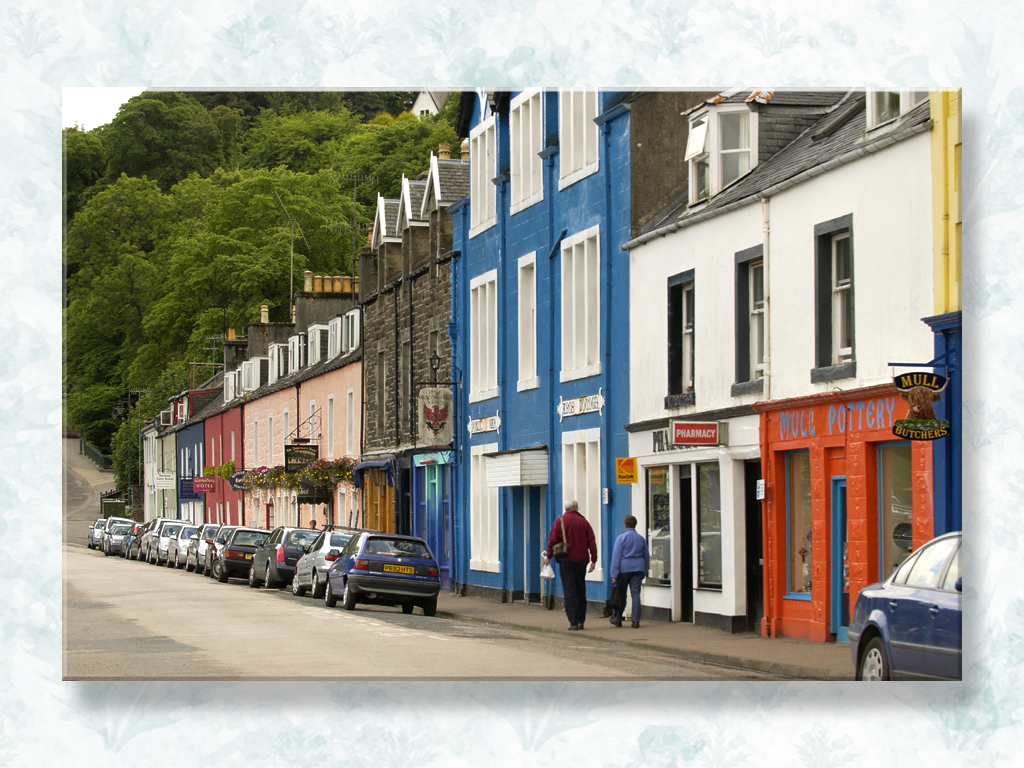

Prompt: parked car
xmin=291 ymin=527 xmax=370 ymax=598
xmin=100 ymin=517 xmax=134 ymax=552
xmin=103 ymin=523 xmax=134 ymax=556
xmin=150 ymin=522 xmax=184 ymax=566
xmin=324 ymin=532 xmax=441 ymax=616
xmin=211 ymin=528 xmax=269 ymax=583
xmin=138 ymin=518 xmax=178 ymax=563
xmin=87 ymin=518 xmax=107 ymax=549
xmin=248 ymin=526 xmax=322 ymax=589
xmin=204 ymin=526 xmax=238 ymax=577
xmin=849 ymin=531 xmax=962 ymax=681
xmin=185 ymin=523 xmax=220 ymax=573
xmin=121 ymin=522 xmax=143 ymax=559
xmin=167 ymin=525 xmax=199 ymax=568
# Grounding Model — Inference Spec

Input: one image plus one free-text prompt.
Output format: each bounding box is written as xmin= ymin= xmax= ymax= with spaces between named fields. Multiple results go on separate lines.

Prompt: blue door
xmin=414 ymin=461 xmax=453 ymax=591
xmin=830 ymin=478 xmax=850 ymax=642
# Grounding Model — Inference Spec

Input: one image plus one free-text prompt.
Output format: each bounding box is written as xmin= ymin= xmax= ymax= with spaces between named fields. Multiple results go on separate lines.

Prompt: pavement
xmin=62 ymin=438 xmax=854 ymax=680
xmin=434 ymin=591 xmax=854 ymax=680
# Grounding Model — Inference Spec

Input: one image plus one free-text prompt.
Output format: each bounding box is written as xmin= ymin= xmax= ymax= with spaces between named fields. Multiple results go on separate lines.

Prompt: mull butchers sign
xmin=556 ymin=389 xmax=605 ymax=422
xmin=670 ymin=421 xmax=726 ymax=446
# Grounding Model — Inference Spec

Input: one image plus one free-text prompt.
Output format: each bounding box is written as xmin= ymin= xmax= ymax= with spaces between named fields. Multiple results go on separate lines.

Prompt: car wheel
xmin=311 ymin=571 xmax=325 ymax=599
xmin=291 ymin=574 xmax=306 ymax=597
xmin=248 ymin=564 xmax=259 ymax=588
xmin=324 ymin=578 xmax=338 ymax=608
xmin=104 ymin=544 xmax=110 ymax=557
xmin=185 ymin=557 xmax=194 ymax=573
xmin=215 ymin=560 xmax=228 ymax=583
xmin=342 ymin=580 xmax=357 ymax=611
xmin=859 ymin=637 xmax=890 ymax=681
xmin=421 ymin=597 xmax=438 ymax=617
xmin=265 ymin=563 xmax=277 ymax=589
xmin=167 ymin=551 xmax=175 ymax=568
xmin=401 ymin=602 xmax=414 ymax=615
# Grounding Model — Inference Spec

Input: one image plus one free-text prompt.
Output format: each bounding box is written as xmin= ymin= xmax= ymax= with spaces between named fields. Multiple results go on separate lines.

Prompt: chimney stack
xmin=438 ymin=143 xmax=450 ymax=160
xmin=260 ymin=304 xmax=269 ymax=323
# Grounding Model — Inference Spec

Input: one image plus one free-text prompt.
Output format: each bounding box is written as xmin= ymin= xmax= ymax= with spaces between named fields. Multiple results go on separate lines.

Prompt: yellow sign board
xmin=616 ymin=457 xmax=638 ymax=484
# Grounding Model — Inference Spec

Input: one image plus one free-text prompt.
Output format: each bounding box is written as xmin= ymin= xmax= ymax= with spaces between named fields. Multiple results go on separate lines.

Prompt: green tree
xmin=63 ymin=126 xmax=106 ymax=221
xmin=241 ymin=109 xmax=359 ymax=173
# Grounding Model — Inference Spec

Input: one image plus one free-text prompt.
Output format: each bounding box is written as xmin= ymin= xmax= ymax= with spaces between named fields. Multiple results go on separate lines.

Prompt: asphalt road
xmin=63 ymin=545 xmax=780 ymax=681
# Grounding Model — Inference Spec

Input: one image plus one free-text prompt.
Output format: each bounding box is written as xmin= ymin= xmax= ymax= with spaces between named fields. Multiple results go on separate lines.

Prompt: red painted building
xmin=754 ymin=384 xmax=933 ymax=643
xmin=200 ymin=401 xmax=245 ymax=525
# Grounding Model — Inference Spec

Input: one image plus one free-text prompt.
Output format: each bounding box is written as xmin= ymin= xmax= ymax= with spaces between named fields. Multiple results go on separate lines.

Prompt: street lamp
xmin=429 ymin=350 xmax=440 ymax=385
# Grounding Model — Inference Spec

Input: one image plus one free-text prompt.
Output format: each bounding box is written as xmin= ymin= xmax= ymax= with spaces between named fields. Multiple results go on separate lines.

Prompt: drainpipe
xmin=760 ymin=196 xmax=772 ymax=400
xmin=600 ymin=115 xmax=614 ymax=581
xmin=393 ymin=280 xmax=400 ymax=448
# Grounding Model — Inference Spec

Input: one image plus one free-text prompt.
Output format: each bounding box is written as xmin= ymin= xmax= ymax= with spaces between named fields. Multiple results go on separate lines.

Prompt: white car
xmin=150 ymin=522 xmax=183 ymax=566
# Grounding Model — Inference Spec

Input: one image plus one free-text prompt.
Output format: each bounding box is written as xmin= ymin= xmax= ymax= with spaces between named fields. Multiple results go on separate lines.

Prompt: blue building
xmin=448 ymin=90 xmax=633 ymax=608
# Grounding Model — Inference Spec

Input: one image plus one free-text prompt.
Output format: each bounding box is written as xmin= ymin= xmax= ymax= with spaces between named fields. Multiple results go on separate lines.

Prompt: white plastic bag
xmin=540 ymin=563 xmax=555 ymax=579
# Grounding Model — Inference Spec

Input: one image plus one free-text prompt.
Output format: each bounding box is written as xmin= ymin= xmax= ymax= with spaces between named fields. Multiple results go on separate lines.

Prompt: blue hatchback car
xmin=849 ymin=531 xmax=962 ymax=680
xmin=324 ymin=532 xmax=441 ymax=616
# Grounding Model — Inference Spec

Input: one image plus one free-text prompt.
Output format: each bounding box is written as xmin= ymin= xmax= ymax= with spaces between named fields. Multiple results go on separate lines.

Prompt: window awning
xmin=353 ymin=459 xmax=394 ymax=489
xmin=485 ymin=447 xmax=549 ymax=487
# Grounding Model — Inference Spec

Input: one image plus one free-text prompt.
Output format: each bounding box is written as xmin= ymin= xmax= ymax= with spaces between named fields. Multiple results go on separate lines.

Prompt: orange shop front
xmin=753 ymin=384 xmax=933 ymax=643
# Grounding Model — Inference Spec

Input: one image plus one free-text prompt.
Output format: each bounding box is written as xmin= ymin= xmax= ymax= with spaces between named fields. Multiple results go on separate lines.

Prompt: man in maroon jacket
xmin=544 ymin=500 xmax=598 ymax=630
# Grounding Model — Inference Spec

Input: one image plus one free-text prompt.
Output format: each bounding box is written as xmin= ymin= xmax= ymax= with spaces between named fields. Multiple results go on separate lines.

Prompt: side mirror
xmin=955 ymin=576 xmax=962 ymax=592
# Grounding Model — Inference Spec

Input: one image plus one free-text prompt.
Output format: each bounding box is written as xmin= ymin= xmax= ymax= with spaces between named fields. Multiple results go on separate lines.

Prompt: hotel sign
xmin=670 ymin=420 xmax=727 ymax=446
xmin=285 ymin=443 xmax=319 ymax=472
xmin=192 ymin=477 xmax=217 ymax=494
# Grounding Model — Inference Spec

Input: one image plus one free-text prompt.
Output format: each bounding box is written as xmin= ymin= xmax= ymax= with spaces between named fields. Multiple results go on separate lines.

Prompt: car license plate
xmin=245 ymin=554 xmax=252 ymax=560
xmin=383 ymin=564 xmax=414 ymax=574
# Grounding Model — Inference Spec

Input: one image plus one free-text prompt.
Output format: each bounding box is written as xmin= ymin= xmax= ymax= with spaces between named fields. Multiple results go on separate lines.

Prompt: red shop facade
xmin=753 ymin=384 xmax=933 ymax=643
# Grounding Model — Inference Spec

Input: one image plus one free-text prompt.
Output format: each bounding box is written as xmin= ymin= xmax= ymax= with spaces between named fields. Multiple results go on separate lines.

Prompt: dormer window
xmin=288 ymin=334 xmax=305 ymax=374
xmin=866 ymin=89 xmax=929 ymax=128
xmin=686 ymin=107 xmax=757 ymax=205
xmin=341 ymin=309 xmax=361 ymax=354
xmin=328 ymin=316 xmax=343 ymax=359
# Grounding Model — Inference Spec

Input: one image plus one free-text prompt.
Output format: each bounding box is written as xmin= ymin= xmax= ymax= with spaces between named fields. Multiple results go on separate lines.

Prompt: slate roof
xmin=374 ymin=196 xmax=401 ymax=246
xmin=630 ymin=90 xmax=932 ymax=247
xmin=683 ymin=88 xmax=847 ymax=113
xmin=436 ymin=158 xmax=470 ymax=203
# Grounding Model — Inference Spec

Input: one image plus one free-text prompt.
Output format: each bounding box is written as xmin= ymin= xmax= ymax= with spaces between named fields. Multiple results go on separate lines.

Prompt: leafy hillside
xmin=63 ymin=90 xmax=459 ymax=486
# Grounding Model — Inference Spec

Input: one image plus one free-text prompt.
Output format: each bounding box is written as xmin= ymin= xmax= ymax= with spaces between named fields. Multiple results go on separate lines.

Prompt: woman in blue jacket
xmin=609 ymin=515 xmax=650 ymax=628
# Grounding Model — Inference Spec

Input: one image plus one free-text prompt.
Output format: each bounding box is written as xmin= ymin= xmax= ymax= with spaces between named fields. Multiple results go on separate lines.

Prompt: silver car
xmin=167 ymin=525 xmax=198 ymax=568
xmin=99 ymin=517 xmax=133 ymax=552
xmin=139 ymin=518 xmax=178 ymax=563
xmin=186 ymin=524 xmax=221 ymax=573
xmin=103 ymin=523 xmax=134 ymax=556
xmin=291 ymin=527 xmax=370 ymax=598
xmin=87 ymin=518 xmax=107 ymax=549
xmin=150 ymin=522 xmax=183 ymax=566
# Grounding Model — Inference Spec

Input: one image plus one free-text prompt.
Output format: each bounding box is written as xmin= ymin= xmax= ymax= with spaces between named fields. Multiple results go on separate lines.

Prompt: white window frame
xmin=560 ymin=225 xmax=601 ymax=382
xmin=268 ymin=414 xmax=274 ymax=465
xmin=346 ymin=388 xmax=354 ymax=455
xmin=230 ymin=429 xmax=235 ymax=463
xmin=749 ymin=261 xmax=765 ymax=380
xmin=686 ymin=106 xmax=758 ymax=204
xmin=342 ymin=309 xmax=360 ymax=354
xmin=309 ymin=399 xmax=316 ymax=443
xmin=561 ymin=427 xmax=603 ymax=580
xmin=252 ymin=419 xmax=259 ymax=467
xmin=469 ymin=116 xmax=497 ymax=237
xmin=682 ymin=283 xmax=694 ymax=392
xmin=469 ymin=269 xmax=499 ymax=403
xmin=517 ymin=251 xmax=539 ymax=391
xmin=309 ymin=324 xmax=329 ymax=365
xmin=470 ymin=442 xmax=500 ymax=573
xmin=866 ymin=89 xmax=929 ymax=129
xmin=831 ymin=232 xmax=853 ymax=364
xmin=288 ymin=334 xmax=304 ymax=374
xmin=282 ymin=409 xmax=289 ymax=450
xmin=327 ymin=317 xmax=343 ymax=360
xmin=224 ymin=373 xmax=235 ymax=403
xmin=558 ymin=88 xmax=599 ymax=190
xmin=327 ymin=394 xmax=335 ymax=460
xmin=510 ymin=88 xmax=544 ymax=214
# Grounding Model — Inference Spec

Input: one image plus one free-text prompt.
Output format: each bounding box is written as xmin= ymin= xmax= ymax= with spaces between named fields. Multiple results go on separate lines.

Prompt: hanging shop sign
xmin=468 ymin=412 xmax=501 ymax=435
xmin=154 ymin=471 xmax=175 ymax=490
xmin=192 ymin=477 xmax=217 ymax=494
xmin=285 ymin=443 xmax=319 ymax=472
xmin=670 ymin=420 xmax=728 ymax=446
xmin=556 ymin=389 xmax=605 ymax=422
xmin=892 ymin=373 xmax=950 ymax=441
xmin=418 ymin=386 xmax=454 ymax=446
xmin=228 ymin=470 xmax=250 ymax=491
xmin=615 ymin=457 xmax=638 ymax=484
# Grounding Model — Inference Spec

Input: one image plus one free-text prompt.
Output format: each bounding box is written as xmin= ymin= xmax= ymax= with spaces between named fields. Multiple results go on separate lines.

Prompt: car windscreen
xmin=162 ymin=525 xmax=182 ymax=538
xmin=180 ymin=527 xmax=197 ymax=539
xmin=215 ymin=528 xmax=235 ymax=544
xmin=286 ymin=530 xmax=320 ymax=548
xmin=111 ymin=525 xmax=132 ymax=535
xmin=363 ymin=538 xmax=432 ymax=559
xmin=231 ymin=531 xmax=269 ymax=547
xmin=330 ymin=533 xmax=353 ymax=548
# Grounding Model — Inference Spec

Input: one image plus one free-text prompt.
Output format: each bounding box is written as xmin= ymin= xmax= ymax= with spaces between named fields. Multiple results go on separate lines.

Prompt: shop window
xmin=878 ymin=443 xmax=913 ymax=579
xmin=667 ymin=269 xmax=695 ymax=407
xmin=733 ymin=245 xmax=765 ymax=396
xmin=697 ymin=462 xmax=722 ymax=589
xmin=560 ymin=226 xmax=601 ymax=382
xmin=470 ymin=443 xmax=500 ymax=572
xmin=786 ymin=450 xmax=812 ymax=597
xmin=812 ymin=214 xmax=856 ymax=383
xmin=646 ymin=466 xmax=670 ymax=584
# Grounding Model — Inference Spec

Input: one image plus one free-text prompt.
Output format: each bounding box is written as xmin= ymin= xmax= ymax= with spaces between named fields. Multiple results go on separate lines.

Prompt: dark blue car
xmin=849 ymin=531 xmax=962 ymax=680
xmin=324 ymin=533 xmax=441 ymax=616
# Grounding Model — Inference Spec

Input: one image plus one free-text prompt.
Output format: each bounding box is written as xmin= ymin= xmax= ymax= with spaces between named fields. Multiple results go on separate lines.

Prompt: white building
xmin=623 ymin=89 xmax=935 ymax=637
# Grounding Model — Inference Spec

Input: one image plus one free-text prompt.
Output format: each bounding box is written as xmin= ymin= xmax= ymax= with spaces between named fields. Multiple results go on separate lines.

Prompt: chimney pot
xmin=438 ymin=143 xmax=450 ymax=160
xmin=333 ymin=275 xmax=342 ymax=293
xmin=227 ymin=327 xmax=236 ymax=340
xmin=460 ymin=138 xmax=469 ymax=159
xmin=313 ymin=275 xmax=323 ymax=293
xmin=304 ymin=270 xmax=313 ymax=292
xmin=260 ymin=304 xmax=269 ymax=323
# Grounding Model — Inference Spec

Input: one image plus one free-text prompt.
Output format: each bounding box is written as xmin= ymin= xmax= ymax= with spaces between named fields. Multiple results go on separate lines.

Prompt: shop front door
xmin=414 ymin=463 xmax=453 ymax=591
xmin=830 ymin=477 xmax=850 ymax=642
